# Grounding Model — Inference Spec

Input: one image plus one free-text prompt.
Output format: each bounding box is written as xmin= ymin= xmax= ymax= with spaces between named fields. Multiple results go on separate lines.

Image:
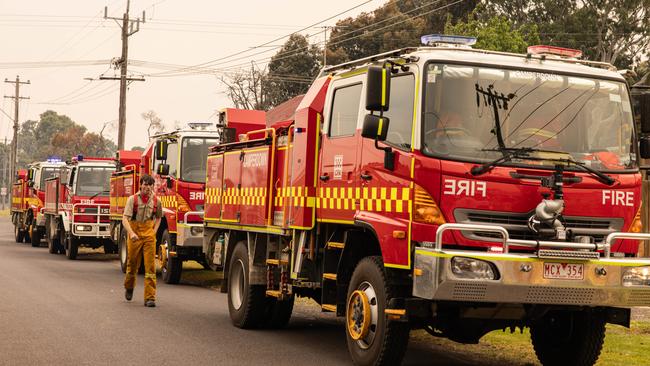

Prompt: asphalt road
xmin=0 ymin=217 xmax=517 ymax=366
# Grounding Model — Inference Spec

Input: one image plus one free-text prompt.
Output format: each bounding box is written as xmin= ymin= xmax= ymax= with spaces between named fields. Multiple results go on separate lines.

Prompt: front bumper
xmin=176 ymin=211 xmax=204 ymax=247
xmin=413 ymin=223 xmax=650 ymax=307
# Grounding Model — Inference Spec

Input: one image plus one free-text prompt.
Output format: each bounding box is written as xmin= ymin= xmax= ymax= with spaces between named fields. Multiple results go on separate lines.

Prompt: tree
xmin=142 ymin=110 xmax=164 ymax=138
xmin=16 ymin=110 xmax=117 ymax=168
xmin=220 ymin=63 xmax=268 ymax=110
xmin=444 ymin=12 xmax=539 ymax=53
xmin=482 ymin=0 xmax=650 ymax=71
xmin=263 ymin=34 xmax=321 ymax=108
xmin=326 ymin=0 xmax=478 ymax=65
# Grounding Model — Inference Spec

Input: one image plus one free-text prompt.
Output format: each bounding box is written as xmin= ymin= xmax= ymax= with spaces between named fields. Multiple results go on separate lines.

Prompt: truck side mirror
xmin=640 ymin=137 xmax=650 ymax=159
xmin=27 ymin=169 xmax=34 ymax=181
xmin=361 ymin=114 xmax=390 ymax=141
xmin=365 ymin=64 xmax=390 ymax=112
xmin=155 ymin=140 xmax=168 ymax=161
xmin=639 ymin=93 xmax=650 ymax=134
xmin=157 ymin=163 xmax=170 ymax=176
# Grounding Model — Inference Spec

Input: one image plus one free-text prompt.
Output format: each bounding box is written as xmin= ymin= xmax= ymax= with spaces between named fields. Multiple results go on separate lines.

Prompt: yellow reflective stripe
xmin=377 ymin=118 xmax=383 ymax=135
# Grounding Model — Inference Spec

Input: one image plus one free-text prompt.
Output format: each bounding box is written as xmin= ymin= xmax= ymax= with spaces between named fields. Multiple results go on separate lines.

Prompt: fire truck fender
xmin=334 ymin=222 xmax=383 ymax=288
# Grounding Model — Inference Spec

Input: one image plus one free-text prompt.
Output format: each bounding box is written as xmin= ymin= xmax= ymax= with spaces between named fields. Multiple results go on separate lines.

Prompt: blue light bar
xmin=76 ymin=154 xmax=84 ymax=161
xmin=421 ymin=34 xmax=477 ymax=46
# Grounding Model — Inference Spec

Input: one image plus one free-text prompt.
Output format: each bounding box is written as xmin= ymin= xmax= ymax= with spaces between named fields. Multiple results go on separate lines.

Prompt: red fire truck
xmin=203 ymin=36 xmax=650 ymax=366
xmin=13 ymin=160 xmax=67 ymax=247
xmin=43 ymin=156 xmax=116 ymax=259
xmin=110 ymin=121 xmax=261 ymax=283
xmin=10 ymin=169 xmax=29 ymax=243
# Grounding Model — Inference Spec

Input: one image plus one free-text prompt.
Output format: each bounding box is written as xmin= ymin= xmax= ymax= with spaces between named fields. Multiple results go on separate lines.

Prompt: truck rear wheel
xmin=65 ymin=233 xmax=79 ymax=260
xmin=228 ymin=241 xmax=267 ymax=329
xmin=30 ymin=225 xmax=42 ymax=247
xmin=345 ymin=256 xmax=410 ymax=366
xmin=531 ymin=310 xmax=606 ymax=366
xmin=159 ymin=229 xmax=182 ymax=284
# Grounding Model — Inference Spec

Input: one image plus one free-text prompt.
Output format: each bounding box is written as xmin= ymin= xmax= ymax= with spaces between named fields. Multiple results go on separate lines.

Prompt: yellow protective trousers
xmin=123 ymin=220 xmax=157 ymax=301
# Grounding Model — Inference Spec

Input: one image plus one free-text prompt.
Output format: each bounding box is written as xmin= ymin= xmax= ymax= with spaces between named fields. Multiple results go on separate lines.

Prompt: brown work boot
xmin=144 ymin=299 xmax=156 ymax=307
xmin=125 ymin=288 xmax=133 ymax=301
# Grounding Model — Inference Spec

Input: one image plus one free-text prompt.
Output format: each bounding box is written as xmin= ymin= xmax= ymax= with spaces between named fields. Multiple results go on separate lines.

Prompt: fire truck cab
xmin=44 ymin=156 xmax=115 ymax=259
xmin=10 ymin=169 xmax=30 ymax=243
xmin=204 ymin=35 xmax=650 ymax=366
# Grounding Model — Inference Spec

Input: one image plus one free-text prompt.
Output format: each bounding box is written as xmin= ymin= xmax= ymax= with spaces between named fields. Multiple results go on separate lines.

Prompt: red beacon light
xmin=527 ymin=45 xmax=582 ymax=59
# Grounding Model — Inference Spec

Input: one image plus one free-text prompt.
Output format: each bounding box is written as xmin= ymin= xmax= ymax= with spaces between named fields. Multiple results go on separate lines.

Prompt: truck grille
xmin=454 ymin=209 xmax=623 ymax=243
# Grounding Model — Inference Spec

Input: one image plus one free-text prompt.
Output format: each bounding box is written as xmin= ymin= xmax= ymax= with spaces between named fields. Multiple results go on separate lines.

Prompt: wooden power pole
xmin=104 ymin=0 xmax=145 ymax=150
xmin=4 ymin=76 xmax=30 ymax=201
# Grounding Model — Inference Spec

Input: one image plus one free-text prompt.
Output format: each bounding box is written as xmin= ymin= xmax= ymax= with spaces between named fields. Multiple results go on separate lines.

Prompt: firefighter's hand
xmin=129 ymin=232 xmax=139 ymax=241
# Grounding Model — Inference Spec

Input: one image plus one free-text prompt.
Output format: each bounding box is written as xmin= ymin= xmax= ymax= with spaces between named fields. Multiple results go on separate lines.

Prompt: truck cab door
xmin=318 ymin=79 xmax=364 ymax=224
xmin=358 ymin=71 xmax=417 ymax=268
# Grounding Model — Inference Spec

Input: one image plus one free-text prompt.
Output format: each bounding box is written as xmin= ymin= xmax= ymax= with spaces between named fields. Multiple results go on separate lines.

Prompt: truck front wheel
xmin=14 ymin=224 xmax=25 ymax=243
xmin=531 ymin=310 xmax=606 ymax=366
xmin=159 ymin=229 xmax=182 ymax=284
xmin=65 ymin=233 xmax=79 ymax=260
xmin=345 ymin=256 xmax=410 ymax=366
xmin=228 ymin=240 xmax=267 ymax=329
xmin=119 ymin=227 xmax=128 ymax=273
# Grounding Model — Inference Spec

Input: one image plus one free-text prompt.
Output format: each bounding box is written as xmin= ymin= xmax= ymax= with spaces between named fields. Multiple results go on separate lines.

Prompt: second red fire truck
xmin=44 ymin=156 xmax=116 ymax=259
xmin=202 ymin=36 xmax=650 ymax=366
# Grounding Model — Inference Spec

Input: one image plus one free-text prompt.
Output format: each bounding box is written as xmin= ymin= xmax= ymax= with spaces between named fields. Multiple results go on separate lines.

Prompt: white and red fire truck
xmin=202 ymin=35 xmax=650 ymax=366
xmin=43 ymin=156 xmax=116 ymax=259
xmin=13 ymin=159 xmax=67 ymax=247
xmin=110 ymin=118 xmax=263 ymax=283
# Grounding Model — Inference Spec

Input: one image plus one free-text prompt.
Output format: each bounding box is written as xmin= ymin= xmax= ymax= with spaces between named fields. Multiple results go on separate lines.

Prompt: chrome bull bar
xmin=71 ymin=203 xmax=110 ymax=237
xmin=435 ymin=223 xmax=650 ymax=258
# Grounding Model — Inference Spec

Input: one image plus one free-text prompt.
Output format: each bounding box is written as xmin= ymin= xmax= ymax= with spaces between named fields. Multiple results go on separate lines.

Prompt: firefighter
xmin=122 ymin=174 xmax=162 ymax=307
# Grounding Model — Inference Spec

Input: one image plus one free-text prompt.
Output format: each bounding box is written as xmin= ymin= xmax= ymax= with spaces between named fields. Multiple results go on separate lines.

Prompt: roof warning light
xmin=527 ymin=45 xmax=582 ymax=58
xmin=421 ymin=34 xmax=477 ymax=47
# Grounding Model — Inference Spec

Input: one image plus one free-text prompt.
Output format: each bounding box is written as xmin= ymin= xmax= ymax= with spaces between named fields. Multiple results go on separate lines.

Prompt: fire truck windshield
xmin=180 ymin=137 xmax=219 ymax=183
xmin=423 ymin=63 xmax=637 ymax=171
xmin=40 ymin=167 xmax=59 ymax=189
xmin=75 ymin=166 xmax=113 ymax=197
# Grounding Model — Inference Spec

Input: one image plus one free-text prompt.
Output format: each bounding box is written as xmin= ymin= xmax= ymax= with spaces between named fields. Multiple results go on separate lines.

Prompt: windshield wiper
xmin=88 ymin=189 xmax=110 ymax=200
xmin=471 ymin=148 xmax=616 ymax=185
xmin=470 ymin=147 xmax=535 ymax=176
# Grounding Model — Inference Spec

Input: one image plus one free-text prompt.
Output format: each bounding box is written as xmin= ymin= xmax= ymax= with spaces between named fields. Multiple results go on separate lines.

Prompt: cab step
xmin=326 ymin=241 xmax=345 ymax=250
xmin=266 ymin=290 xmax=282 ymax=298
xmin=322 ymin=304 xmax=337 ymax=312
xmin=323 ymin=273 xmax=337 ymax=281
xmin=266 ymin=258 xmax=289 ymax=266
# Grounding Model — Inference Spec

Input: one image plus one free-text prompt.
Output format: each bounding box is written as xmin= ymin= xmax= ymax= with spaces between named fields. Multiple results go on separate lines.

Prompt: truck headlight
xmin=190 ymin=226 xmax=203 ymax=236
xmin=622 ymin=266 xmax=650 ymax=286
xmin=451 ymin=257 xmax=498 ymax=280
xmin=75 ymin=225 xmax=91 ymax=231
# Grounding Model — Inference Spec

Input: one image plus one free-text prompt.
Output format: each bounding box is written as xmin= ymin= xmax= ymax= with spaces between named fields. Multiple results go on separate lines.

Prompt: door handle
xmin=319 ymin=174 xmax=330 ymax=181
xmin=360 ymin=173 xmax=372 ymax=181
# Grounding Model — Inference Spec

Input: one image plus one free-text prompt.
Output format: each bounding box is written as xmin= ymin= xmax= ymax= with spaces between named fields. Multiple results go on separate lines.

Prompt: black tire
xmin=531 ymin=310 xmax=606 ymax=366
xmin=14 ymin=224 xmax=25 ymax=243
xmin=159 ymin=229 xmax=182 ymax=284
xmin=119 ymin=227 xmax=128 ymax=273
xmin=227 ymin=241 xmax=267 ymax=329
xmin=104 ymin=239 xmax=118 ymax=255
xmin=30 ymin=225 xmax=42 ymax=247
xmin=46 ymin=219 xmax=58 ymax=254
xmin=265 ymin=296 xmax=294 ymax=329
xmin=65 ymin=233 xmax=79 ymax=260
xmin=345 ymin=256 xmax=410 ymax=366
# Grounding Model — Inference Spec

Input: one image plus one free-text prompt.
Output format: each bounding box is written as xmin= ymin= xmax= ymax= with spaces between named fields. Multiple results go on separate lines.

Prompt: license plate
xmin=543 ymin=262 xmax=584 ymax=280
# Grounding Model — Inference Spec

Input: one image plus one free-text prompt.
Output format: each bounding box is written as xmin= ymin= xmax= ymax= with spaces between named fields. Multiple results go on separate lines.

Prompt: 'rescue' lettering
xmin=443 ymin=179 xmax=487 ymax=197
xmin=602 ymin=190 xmax=633 ymax=207
xmin=242 ymin=152 xmax=268 ymax=168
